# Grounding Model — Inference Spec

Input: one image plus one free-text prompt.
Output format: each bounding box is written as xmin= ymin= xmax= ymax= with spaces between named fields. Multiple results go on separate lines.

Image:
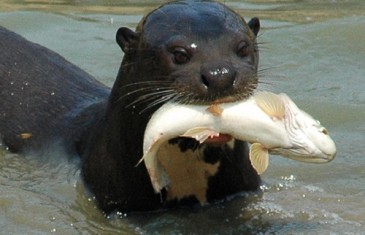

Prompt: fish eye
xmin=320 ymin=127 xmax=328 ymax=135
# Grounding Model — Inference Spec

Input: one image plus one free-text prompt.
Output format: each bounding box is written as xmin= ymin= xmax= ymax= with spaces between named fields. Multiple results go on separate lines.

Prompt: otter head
xmin=115 ymin=0 xmax=260 ymax=107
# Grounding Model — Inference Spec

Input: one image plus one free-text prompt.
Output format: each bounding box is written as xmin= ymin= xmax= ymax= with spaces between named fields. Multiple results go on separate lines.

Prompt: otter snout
xmin=200 ymin=61 xmax=236 ymax=96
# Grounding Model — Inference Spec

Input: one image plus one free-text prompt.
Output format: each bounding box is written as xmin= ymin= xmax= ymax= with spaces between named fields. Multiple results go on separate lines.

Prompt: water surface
xmin=0 ymin=0 xmax=364 ymax=234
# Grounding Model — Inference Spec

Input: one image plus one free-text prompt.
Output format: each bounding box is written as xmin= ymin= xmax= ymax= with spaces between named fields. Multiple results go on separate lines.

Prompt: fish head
xmin=299 ymin=111 xmax=336 ymax=161
xmin=277 ymin=94 xmax=336 ymax=163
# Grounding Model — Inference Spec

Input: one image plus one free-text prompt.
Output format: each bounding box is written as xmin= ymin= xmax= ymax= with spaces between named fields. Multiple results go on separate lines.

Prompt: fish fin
xmin=147 ymin=162 xmax=170 ymax=193
xmin=136 ymin=140 xmax=156 ymax=167
xmin=136 ymin=139 xmax=170 ymax=193
xmin=255 ymin=91 xmax=285 ymax=119
xmin=137 ymin=150 xmax=170 ymax=193
xmin=249 ymin=143 xmax=269 ymax=175
xmin=136 ymin=156 xmax=144 ymax=166
xmin=181 ymin=127 xmax=220 ymax=143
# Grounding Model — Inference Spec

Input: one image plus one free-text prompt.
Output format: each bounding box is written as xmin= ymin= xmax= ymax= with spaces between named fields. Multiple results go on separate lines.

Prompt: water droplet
xmin=51 ymin=228 xmax=56 ymax=233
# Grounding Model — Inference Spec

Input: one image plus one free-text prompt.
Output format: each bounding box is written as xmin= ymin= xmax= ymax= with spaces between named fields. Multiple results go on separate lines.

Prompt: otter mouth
xmin=211 ymin=95 xmax=243 ymax=104
xmin=184 ymin=92 xmax=254 ymax=106
xmin=140 ymin=100 xmax=241 ymax=194
xmin=203 ymin=133 xmax=233 ymax=145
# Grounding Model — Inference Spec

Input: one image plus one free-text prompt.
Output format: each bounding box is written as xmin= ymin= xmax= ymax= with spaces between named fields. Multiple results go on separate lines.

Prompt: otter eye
xmin=237 ymin=41 xmax=249 ymax=58
xmin=172 ymin=47 xmax=190 ymax=65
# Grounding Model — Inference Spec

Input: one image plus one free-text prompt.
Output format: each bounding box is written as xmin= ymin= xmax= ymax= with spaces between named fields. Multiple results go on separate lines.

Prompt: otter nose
xmin=200 ymin=62 xmax=236 ymax=92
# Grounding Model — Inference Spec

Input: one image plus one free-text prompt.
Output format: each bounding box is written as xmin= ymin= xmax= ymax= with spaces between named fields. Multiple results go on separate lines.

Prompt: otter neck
xmin=107 ymin=67 xmax=160 ymax=165
xmin=81 ymin=66 xmax=167 ymax=213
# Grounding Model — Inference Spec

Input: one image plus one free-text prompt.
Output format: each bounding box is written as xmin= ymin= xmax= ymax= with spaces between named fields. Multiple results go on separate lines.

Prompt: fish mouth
xmin=272 ymin=148 xmax=336 ymax=163
xmin=289 ymin=154 xmax=335 ymax=163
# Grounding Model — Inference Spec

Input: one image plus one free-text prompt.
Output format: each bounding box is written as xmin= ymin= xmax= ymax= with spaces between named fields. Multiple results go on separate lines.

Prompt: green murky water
xmin=0 ymin=1 xmax=364 ymax=234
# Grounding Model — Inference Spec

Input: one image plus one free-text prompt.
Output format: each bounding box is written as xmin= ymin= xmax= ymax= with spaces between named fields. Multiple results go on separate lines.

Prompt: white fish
xmin=140 ymin=92 xmax=336 ymax=193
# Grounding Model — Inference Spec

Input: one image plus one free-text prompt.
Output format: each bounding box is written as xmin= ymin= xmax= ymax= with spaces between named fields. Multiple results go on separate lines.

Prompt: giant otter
xmin=0 ymin=0 xmax=261 ymax=213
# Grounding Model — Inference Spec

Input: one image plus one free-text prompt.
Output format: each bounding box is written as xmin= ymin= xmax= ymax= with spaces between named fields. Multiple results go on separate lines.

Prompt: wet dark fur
xmin=0 ymin=27 xmax=109 ymax=154
xmin=0 ymin=0 xmax=261 ymax=214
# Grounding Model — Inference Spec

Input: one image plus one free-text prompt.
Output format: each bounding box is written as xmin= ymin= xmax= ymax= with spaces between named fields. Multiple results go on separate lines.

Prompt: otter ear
xmin=248 ymin=17 xmax=260 ymax=36
xmin=116 ymin=27 xmax=140 ymax=53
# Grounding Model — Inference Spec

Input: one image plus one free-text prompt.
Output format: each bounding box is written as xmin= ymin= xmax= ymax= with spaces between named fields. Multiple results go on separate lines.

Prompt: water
xmin=0 ymin=0 xmax=364 ymax=234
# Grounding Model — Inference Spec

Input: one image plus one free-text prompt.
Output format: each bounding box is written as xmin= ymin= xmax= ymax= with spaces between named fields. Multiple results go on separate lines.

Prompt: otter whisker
xmin=125 ymin=89 xmax=177 ymax=108
xmin=256 ymin=80 xmax=273 ymax=86
xmin=121 ymin=85 xmax=172 ymax=98
xmin=255 ymin=41 xmax=269 ymax=51
xmin=121 ymin=80 xmax=173 ymax=88
xmin=258 ymin=68 xmax=273 ymax=74
xmin=116 ymin=84 xmax=175 ymax=104
xmin=119 ymin=56 xmax=157 ymax=68
xmin=138 ymin=93 xmax=178 ymax=114
xmin=131 ymin=89 xmax=176 ymax=104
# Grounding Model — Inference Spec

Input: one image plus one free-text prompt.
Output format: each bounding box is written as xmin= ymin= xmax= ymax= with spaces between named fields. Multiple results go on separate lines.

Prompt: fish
xmin=139 ymin=91 xmax=336 ymax=193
